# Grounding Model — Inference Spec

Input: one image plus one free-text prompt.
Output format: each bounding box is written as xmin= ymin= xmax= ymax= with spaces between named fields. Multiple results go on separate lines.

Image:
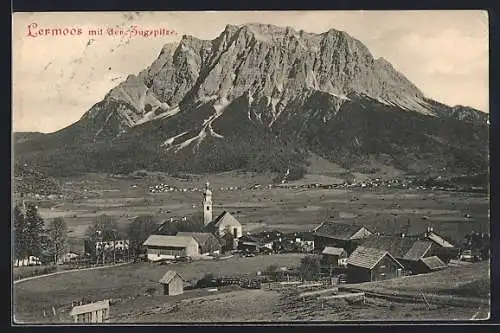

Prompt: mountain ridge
xmin=14 ymin=23 xmax=488 ymax=179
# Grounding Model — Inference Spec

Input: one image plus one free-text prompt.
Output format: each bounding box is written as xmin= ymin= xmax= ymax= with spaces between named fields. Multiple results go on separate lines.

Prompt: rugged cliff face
xmin=15 ymin=23 xmax=488 ymax=178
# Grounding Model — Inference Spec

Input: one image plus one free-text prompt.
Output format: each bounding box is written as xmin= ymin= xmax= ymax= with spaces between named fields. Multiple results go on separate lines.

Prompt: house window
xmin=233 ymin=228 xmax=238 ymax=238
xmin=207 ymin=206 xmax=210 ymax=211
xmin=379 ymin=265 xmax=386 ymax=269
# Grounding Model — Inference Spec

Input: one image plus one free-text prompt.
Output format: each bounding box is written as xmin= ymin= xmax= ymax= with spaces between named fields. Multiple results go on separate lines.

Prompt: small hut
xmin=69 ymin=300 xmax=109 ymax=323
xmin=159 ymin=270 xmax=184 ymax=296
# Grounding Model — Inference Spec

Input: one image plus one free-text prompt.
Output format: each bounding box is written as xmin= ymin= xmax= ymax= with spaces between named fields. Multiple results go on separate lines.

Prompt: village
xmin=13 ymin=180 xmax=490 ymax=323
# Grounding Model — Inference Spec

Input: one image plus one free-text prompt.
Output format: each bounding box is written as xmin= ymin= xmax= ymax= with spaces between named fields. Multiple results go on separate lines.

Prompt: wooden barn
xmin=143 ymin=235 xmax=199 ymax=261
xmin=69 ymin=300 xmax=109 ymax=323
xmin=413 ymin=256 xmax=448 ymax=274
xmin=321 ymin=246 xmax=347 ymax=266
xmin=346 ymin=246 xmax=405 ymax=283
xmin=159 ymin=270 xmax=184 ymax=296
xmin=313 ymin=221 xmax=372 ymax=254
xmin=176 ymin=232 xmax=222 ymax=255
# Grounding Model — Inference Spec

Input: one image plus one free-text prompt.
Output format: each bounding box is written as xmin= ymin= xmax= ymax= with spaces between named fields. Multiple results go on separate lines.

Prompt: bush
xmin=13 ymin=265 xmax=57 ymax=280
xmin=299 ymin=255 xmax=321 ymax=281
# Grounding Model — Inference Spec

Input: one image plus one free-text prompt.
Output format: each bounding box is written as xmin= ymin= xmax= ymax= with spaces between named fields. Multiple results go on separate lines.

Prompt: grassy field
xmin=13 ymin=254 xmax=305 ymax=323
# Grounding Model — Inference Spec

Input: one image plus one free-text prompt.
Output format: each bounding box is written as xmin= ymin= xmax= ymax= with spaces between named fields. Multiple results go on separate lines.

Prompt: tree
xmin=48 ymin=218 xmax=68 ymax=264
xmin=127 ymin=215 xmax=158 ymax=258
xmin=24 ymin=203 xmax=46 ymax=259
xmin=13 ymin=205 xmax=29 ymax=265
xmin=299 ymin=255 xmax=321 ymax=281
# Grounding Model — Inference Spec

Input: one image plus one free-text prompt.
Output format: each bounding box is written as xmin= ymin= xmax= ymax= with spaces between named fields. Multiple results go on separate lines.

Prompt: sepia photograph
xmin=12 ymin=10 xmax=490 ymax=324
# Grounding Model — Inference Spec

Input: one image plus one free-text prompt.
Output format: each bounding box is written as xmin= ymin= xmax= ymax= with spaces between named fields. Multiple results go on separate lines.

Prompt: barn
xmin=176 ymin=232 xmax=222 ymax=255
xmin=313 ymin=221 xmax=373 ymax=254
xmin=346 ymin=246 xmax=405 ymax=283
xmin=413 ymin=256 xmax=448 ymax=274
xmin=143 ymin=235 xmax=199 ymax=261
xmin=321 ymin=246 xmax=347 ymax=266
xmin=159 ymin=270 xmax=184 ymax=296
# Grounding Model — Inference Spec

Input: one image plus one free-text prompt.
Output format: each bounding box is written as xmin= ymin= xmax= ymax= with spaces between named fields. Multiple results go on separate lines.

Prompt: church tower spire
xmin=203 ymin=181 xmax=212 ymax=225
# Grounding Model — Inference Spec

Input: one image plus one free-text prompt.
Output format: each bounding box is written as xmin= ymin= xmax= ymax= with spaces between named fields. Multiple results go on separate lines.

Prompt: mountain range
xmin=14 ymin=23 xmax=489 ymax=180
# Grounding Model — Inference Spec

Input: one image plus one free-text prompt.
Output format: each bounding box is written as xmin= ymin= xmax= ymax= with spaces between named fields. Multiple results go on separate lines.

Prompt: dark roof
xmin=322 ymin=247 xmax=346 ymax=256
xmin=347 ymin=246 xmax=402 ymax=270
xmin=313 ymin=221 xmax=371 ymax=240
xmin=403 ymin=241 xmax=433 ymax=261
xmin=159 ymin=270 xmax=183 ymax=284
xmin=361 ymin=234 xmax=419 ymax=258
xmin=205 ymin=211 xmax=241 ymax=230
xmin=176 ymin=232 xmax=221 ymax=253
xmin=420 ymin=256 xmax=447 ymax=270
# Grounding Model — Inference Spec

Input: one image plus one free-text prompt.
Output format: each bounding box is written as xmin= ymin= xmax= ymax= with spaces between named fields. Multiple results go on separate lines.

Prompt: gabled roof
xmin=361 ymin=234 xmax=419 ymax=258
xmin=176 ymin=232 xmax=221 ymax=252
xmin=159 ymin=270 xmax=184 ymax=284
xmin=347 ymin=246 xmax=403 ymax=270
xmin=313 ymin=221 xmax=370 ymax=240
xmin=420 ymin=256 xmax=447 ymax=271
xmin=69 ymin=300 xmax=109 ymax=316
xmin=322 ymin=246 xmax=346 ymax=256
xmin=206 ymin=211 xmax=241 ymax=230
xmin=143 ymin=235 xmax=197 ymax=248
xmin=426 ymin=232 xmax=454 ymax=248
xmin=403 ymin=241 xmax=433 ymax=261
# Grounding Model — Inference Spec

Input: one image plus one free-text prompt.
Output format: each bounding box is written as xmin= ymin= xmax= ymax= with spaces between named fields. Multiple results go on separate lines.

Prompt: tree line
xmin=13 ymin=202 xmax=213 ymax=266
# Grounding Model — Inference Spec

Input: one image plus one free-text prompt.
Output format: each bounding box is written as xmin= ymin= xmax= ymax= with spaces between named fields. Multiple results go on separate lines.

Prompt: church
xmin=202 ymin=182 xmax=243 ymax=239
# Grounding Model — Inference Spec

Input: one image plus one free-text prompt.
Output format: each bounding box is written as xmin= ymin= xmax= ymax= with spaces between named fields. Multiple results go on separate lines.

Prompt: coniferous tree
xmin=24 ymin=203 xmax=46 ymax=259
xmin=13 ymin=205 xmax=29 ymax=265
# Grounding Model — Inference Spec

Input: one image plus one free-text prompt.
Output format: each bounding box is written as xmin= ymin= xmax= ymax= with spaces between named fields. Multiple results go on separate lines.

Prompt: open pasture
xmin=36 ymin=172 xmax=489 ymax=246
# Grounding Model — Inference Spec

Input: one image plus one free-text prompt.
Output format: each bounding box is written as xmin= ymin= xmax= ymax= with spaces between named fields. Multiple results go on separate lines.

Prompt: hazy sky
xmin=12 ymin=11 xmax=489 ymax=133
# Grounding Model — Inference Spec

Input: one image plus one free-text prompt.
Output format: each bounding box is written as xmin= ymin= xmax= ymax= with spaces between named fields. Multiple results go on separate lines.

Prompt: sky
xmin=12 ymin=11 xmax=489 ymax=133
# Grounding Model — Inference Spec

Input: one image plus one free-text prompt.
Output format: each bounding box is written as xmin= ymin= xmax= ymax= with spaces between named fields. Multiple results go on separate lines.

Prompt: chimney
xmin=169 ymin=217 xmax=173 ymax=223
xmin=401 ymin=233 xmax=405 ymax=238
xmin=182 ymin=216 xmax=187 ymax=221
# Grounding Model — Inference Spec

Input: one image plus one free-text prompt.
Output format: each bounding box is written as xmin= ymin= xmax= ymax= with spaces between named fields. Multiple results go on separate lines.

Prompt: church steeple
xmin=203 ymin=181 xmax=212 ymax=225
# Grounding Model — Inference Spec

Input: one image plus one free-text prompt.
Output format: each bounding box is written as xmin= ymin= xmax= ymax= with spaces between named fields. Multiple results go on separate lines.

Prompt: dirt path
xmin=13 ymin=262 xmax=132 ymax=285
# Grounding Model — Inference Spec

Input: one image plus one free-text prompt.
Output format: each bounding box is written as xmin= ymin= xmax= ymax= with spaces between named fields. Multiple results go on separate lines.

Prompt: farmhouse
xmin=143 ymin=235 xmax=199 ymax=261
xmin=69 ymin=300 xmax=109 ymax=323
xmin=205 ymin=211 xmax=243 ymax=239
xmin=176 ymin=232 xmax=222 ymax=255
xmin=313 ymin=221 xmax=372 ymax=254
xmin=321 ymin=246 xmax=348 ymax=267
xmin=346 ymin=246 xmax=405 ymax=283
xmin=159 ymin=270 xmax=184 ymax=296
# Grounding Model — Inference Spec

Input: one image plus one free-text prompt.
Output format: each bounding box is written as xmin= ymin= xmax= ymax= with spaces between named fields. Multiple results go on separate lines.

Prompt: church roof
xmin=205 ymin=211 xmax=241 ymax=230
